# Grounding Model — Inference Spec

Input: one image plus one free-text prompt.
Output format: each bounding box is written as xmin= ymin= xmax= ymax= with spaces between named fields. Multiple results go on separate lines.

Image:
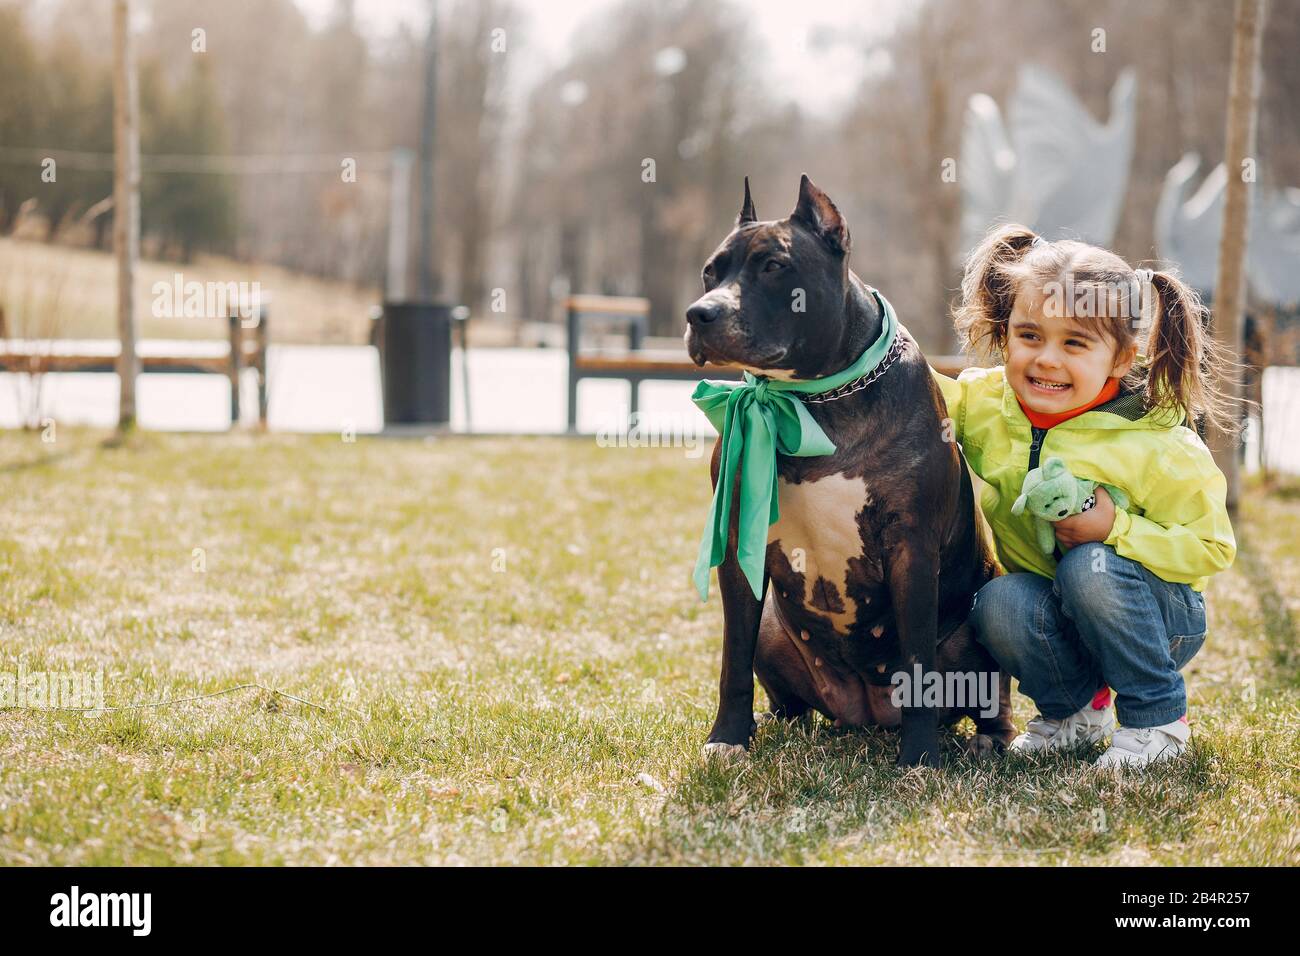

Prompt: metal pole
xmin=256 ymin=304 xmax=269 ymax=428
xmin=567 ymin=298 xmax=579 ymax=433
xmin=228 ymin=313 xmax=242 ymax=427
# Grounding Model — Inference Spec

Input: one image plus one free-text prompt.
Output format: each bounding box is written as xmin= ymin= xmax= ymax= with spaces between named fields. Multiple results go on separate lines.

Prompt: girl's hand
xmin=1054 ymin=485 xmax=1116 ymax=550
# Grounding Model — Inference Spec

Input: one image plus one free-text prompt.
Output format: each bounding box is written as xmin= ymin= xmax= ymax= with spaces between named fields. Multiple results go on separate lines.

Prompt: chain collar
xmin=801 ymin=334 xmax=905 ymax=405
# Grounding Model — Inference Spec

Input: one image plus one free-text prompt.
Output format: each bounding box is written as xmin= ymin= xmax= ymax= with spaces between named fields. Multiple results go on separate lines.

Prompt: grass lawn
xmin=0 ymin=429 xmax=1296 ymax=865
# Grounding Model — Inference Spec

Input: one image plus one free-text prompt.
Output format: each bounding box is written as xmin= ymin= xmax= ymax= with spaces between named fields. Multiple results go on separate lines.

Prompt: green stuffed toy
xmin=1011 ymin=456 xmax=1131 ymax=554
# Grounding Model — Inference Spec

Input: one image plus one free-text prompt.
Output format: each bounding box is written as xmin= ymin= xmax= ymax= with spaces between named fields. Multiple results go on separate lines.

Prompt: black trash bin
xmin=378 ymin=301 xmax=454 ymax=426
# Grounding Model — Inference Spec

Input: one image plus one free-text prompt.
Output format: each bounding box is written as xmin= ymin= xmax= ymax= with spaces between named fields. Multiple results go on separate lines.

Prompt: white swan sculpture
xmin=960 ymin=65 xmax=1138 ymax=256
xmin=1156 ymin=151 xmax=1300 ymax=306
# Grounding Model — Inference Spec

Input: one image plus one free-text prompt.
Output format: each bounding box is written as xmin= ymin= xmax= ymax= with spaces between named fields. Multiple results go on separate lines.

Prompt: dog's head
xmin=684 ymin=174 xmax=854 ymax=379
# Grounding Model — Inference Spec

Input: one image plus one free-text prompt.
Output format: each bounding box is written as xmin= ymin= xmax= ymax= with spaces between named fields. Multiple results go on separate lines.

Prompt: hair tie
xmin=1133 ymin=269 xmax=1155 ymax=331
xmin=1031 ymin=236 xmax=1047 ymax=249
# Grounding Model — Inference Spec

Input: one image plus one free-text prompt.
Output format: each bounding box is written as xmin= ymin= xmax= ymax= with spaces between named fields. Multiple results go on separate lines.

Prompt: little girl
xmin=935 ymin=224 xmax=1237 ymax=768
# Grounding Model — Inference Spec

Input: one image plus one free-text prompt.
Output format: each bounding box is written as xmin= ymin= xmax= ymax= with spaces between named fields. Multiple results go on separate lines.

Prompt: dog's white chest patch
xmin=767 ymin=473 xmax=871 ymax=632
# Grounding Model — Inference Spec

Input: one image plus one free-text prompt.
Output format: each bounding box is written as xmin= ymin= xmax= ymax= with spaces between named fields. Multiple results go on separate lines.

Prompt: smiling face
xmin=1005 ymin=283 xmax=1137 ymax=414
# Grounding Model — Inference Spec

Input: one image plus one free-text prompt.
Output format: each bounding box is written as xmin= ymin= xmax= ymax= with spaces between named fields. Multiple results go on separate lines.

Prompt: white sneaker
xmin=1094 ymin=718 xmax=1191 ymax=768
xmin=1010 ymin=701 xmax=1116 ymax=752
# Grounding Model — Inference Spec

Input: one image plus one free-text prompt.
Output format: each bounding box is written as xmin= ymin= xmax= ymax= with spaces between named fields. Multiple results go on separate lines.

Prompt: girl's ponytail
xmin=955 ymin=223 xmax=1040 ymax=359
xmin=1146 ymin=270 xmax=1237 ymax=432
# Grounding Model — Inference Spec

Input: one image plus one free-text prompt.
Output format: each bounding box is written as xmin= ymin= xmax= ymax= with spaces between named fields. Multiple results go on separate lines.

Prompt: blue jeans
xmin=970 ymin=542 xmax=1207 ymax=728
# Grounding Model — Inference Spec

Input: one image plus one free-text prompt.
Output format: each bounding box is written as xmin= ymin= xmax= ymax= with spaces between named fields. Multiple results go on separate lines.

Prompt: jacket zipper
xmin=1028 ymin=426 xmax=1047 ymax=471
xmin=1028 ymin=425 xmax=1064 ymax=561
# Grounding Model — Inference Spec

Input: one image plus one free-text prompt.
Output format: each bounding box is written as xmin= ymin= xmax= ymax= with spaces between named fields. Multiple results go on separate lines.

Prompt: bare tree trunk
xmin=454 ymin=1 xmax=495 ymax=314
xmin=112 ymin=0 xmax=140 ymax=432
xmin=1210 ymin=0 xmax=1267 ymax=512
xmin=386 ymin=149 xmax=414 ymax=301
xmin=921 ymin=12 xmax=955 ymax=351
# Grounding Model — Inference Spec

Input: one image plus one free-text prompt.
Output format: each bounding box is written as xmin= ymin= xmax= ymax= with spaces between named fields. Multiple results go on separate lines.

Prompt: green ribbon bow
xmin=690 ymin=290 xmax=899 ymax=601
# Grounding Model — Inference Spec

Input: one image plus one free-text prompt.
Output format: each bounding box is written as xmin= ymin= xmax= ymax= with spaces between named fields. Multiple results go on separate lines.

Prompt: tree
xmin=112 ymin=0 xmax=141 ymax=433
xmin=143 ymin=57 xmax=235 ymax=260
xmin=1210 ymin=0 xmax=1268 ymax=510
xmin=0 ymin=7 xmax=45 ymax=232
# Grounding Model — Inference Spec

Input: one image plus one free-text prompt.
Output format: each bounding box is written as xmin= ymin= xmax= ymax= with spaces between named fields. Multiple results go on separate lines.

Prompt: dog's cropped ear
xmin=790 ymin=174 xmax=850 ymax=255
xmin=736 ymin=176 xmax=757 ymax=226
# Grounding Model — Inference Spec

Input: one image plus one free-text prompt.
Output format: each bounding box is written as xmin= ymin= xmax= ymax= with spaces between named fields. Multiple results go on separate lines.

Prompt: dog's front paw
xmin=963 ymin=733 xmax=1006 ymax=758
xmin=702 ymin=741 xmax=749 ymax=761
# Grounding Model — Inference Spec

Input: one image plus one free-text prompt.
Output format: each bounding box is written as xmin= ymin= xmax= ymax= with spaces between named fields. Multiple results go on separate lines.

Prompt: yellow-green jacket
xmin=932 ymin=365 xmax=1235 ymax=591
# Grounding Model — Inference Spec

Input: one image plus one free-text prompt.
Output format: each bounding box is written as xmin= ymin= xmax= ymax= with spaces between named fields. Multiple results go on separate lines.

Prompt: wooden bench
xmin=0 ymin=308 xmax=270 ymax=427
xmin=566 ymin=294 xmax=742 ymax=431
xmin=565 ymin=293 xmax=971 ymax=431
